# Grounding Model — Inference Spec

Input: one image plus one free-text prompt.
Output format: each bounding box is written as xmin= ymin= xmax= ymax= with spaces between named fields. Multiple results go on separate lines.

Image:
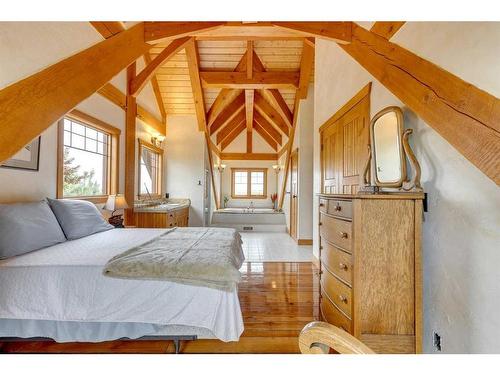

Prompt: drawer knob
xmin=319 ymin=203 xmax=324 ymax=207
xmin=339 ymin=295 xmax=348 ymax=303
xmin=334 ymin=204 xmax=342 ymax=211
xmin=340 ymin=231 xmax=348 ymax=239
xmin=339 ymin=263 xmax=348 ymax=270
xmin=319 ymin=222 xmax=323 ymax=226
xmin=319 ymin=246 xmax=323 ymax=250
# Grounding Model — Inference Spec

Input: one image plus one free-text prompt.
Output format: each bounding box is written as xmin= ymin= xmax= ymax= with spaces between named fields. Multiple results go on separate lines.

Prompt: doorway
xmin=289 ymin=149 xmax=299 ymax=241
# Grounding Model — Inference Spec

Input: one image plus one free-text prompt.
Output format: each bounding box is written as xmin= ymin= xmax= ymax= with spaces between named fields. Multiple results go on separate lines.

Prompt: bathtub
xmin=212 ymin=207 xmax=286 ymax=231
xmin=217 ymin=208 xmax=277 ymax=214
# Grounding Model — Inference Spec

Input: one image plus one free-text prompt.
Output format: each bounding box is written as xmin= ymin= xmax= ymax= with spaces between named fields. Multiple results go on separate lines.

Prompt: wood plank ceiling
xmin=150 ymin=39 xmax=314 ymax=151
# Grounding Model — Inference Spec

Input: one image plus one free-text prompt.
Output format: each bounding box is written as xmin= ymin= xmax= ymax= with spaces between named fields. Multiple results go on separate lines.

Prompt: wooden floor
xmin=0 ymin=262 xmax=319 ymax=354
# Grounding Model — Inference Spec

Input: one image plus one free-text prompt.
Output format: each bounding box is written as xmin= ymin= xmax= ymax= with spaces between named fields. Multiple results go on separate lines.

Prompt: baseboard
xmin=297 ymin=239 xmax=313 ymax=245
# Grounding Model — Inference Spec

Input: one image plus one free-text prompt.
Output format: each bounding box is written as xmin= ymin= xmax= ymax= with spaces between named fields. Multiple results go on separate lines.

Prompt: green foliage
xmin=63 ymin=148 xmax=102 ymax=196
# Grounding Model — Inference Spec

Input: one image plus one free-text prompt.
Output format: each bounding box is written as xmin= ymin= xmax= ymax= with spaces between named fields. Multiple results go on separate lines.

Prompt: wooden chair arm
xmin=298 ymin=321 xmax=375 ymax=354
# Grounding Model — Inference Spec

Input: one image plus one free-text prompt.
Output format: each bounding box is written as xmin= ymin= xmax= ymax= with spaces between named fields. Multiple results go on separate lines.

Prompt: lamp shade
xmin=104 ymin=195 xmax=129 ymax=211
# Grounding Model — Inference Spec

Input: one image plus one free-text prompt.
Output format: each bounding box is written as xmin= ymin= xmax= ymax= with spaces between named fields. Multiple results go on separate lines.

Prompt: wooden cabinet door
xmin=320 ymin=93 xmax=369 ymax=194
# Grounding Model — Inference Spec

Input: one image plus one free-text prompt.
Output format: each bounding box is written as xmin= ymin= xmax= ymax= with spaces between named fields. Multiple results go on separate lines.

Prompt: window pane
xmin=63 ymin=146 xmax=106 ymax=197
xmin=71 ymin=134 xmax=85 ymax=149
xmin=97 ymin=142 xmax=104 ymax=155
xmin=234 ymin=171 xmax=248 ymax=196
xmin=140 ymin=147 xmax=160 ymax=195
xmin=86 ymin=127 xmax=98 ymax=140
xmin=86 ymin=139 xmax=97 ymax=153
xmin=72 ymin=122 xmax=85 ymax=136
xmin=64 ymin=119 xmax=72 ymax=131
xmin=64 ymin=130 xmax=71 ymax=146
xmin=251 ymin=171 xmax=265 ymax=196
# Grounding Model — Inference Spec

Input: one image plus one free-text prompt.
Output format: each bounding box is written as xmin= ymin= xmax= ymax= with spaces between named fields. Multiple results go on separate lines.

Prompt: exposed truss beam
xmin=298 ymin=40 xmax=315 ymax=99
xmin=245 ymin=89 xmax=254 ymax=153
xmin=124 ymin=63 xmax=137 ymax=225
xmin=144 ymin=53 xmax=167 ymax=121
xmin=246 ymin=41 xmax=253 ymax=79
xmin=271 ymin=22 xmax=352 ymax=43
xmin=209 ymin=91 xmax=246 ymax=135
xmin=206 ymin=52 xmax=247 ymax=126
xmin=0 ymin=23 xmax=150 ymax=162
xmin=221 ymin=152 xmax=278 ymax=161
xmin=185 ymin=38 xmax=207 ymax=132
xmin=131 ymin=37 xmax=191 ymax=97
xmin=254 ymin=110 xmax=282 ymax=145
xmin=144 ymin=22 xmax=226 ymax=44
xmin=370 ymin=22 xmax=406 ymax=40
xmin=200 ymin=71 xmax=299 ymax=90
xmin=340 ymin=24 xmax=500 ymax=185
xmin=253 ymin=121 xmax=278 ymax=151
xmin=97 ymin=83 xmax=165 ymax=136
xmin=90 ymin=21 xmax=125 ymax=38
xmin=254 ymin=91 xmax=290 ymax=136
xmin=216 ymin=109 xmax=246 ymax=144
xmin=221 ymin=121 xmax=246 ymax=151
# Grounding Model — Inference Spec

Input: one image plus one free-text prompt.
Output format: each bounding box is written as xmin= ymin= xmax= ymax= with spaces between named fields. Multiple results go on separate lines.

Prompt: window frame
xmin=231 ymin=168 xmax=268 ymax=199
xmin=137 ymin=139 xmax=163 ymax=200
xmin=57 ymin=110 xmax=120 ymax=204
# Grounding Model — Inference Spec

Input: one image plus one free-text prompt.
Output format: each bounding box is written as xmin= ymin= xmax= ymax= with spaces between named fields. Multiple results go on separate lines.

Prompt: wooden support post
xmin=124 ymin=63 xmax=137 ymax=225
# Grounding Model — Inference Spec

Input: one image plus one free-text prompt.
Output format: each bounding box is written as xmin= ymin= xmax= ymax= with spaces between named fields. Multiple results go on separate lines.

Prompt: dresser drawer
xmin=321 ymin=288 xmax=353 ymax=333
xmin=321 ymin=266 xmax=352 ymax=318
xmin=321 ymin=240 xmax=353 ymax=286
xmin=319 ymin=213 xmax=352 ymax=252
xmin=319 ymin=198 xmax=328 ymax=214
xmin=330 ymin=199 xmax=353 ymax=220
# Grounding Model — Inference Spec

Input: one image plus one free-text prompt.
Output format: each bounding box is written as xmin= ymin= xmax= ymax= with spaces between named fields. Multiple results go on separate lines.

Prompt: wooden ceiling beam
xmin=131 ymin=37 xmax=191 ymax=97
xmin=271 ymin=22 xmax=352 ymax=43
xmin=216 ymin=108 xmax=246 ymax=144
xmin=0 ymin=23 xmax=151 ymax=162
xmin=370 ymin=22 xmax=406 ymax=40
xmin=90 ymin=21 xmax=125 ymax=38
xmin=297 ymin=40 xmax=315 ymax=99
xmin=144 ymin=22 xmax=226 ymax=44
xmin=221 ymin=152 xmax=278 ymax=161
xmin=253 ymin=121 xmax=278 ymax=151
xmin=206 ymin=51 xmax=248 ymax=127
xmin=144 ymin=53 xmax=167 ymax=121
xmin=254 ymin=110 xmax=282 ymax=145
xmin=209 ymin=91 xmax=246 ymax=135
xmin=254 ymin=91 xmax=290 ymax=136
xmin=221 ymin=121 xmax=246 ymax=151
xmin=252 ymin=51 xmax=293 ymax=128
xmin=246 ymin=41 xmax=253 ymax=79
xmin=245 ymin=89 xmax=254 ymax=153
xmin=97 ymin=83 xmax=165 ymax=136
xmin=340 ymin=23 xmax=500 ymax=185
xmin=185 ymin=38 xmax=207 ymax=132
xmin=201 ymin=71 xmax=299 ymax=90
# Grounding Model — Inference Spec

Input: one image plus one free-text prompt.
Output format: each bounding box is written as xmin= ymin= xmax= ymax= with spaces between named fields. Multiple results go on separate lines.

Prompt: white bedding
xmin=0 ymin=228 xmax=244 ymax=343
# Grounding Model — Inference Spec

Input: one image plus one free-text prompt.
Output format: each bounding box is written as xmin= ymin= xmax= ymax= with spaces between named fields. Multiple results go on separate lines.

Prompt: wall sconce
xmin=216 ymin=163 xmax=226 ymax=173
xmin=151 ymin=135 xmax=165 ymax=148
xmin=272 ymin=164 xmax=282 ymax=173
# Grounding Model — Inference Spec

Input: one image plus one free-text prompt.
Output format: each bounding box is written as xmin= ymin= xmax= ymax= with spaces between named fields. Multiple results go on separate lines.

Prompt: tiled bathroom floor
xmin=240 ymin=232 xmax=313 ymax=262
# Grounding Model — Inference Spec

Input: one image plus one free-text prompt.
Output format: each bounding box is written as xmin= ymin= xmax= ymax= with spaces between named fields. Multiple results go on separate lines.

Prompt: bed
xmin=0 ymin=227 xmax=245 ymax=349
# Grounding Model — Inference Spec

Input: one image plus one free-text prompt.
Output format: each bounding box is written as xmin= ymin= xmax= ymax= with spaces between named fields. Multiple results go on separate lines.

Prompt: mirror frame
xmin=370 ymin=106 xmax=407 ymax=188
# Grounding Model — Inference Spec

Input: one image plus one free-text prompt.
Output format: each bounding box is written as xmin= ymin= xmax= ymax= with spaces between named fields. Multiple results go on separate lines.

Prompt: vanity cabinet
xmin=318 ymin=194 xmax=423 ymax=354
xmin=135 ymin=207 xmax=189 ymax=228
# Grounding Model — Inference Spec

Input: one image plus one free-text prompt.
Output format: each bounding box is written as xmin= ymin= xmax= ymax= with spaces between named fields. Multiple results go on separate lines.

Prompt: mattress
xmin=0 ymin=228 xmax=244 ymax=343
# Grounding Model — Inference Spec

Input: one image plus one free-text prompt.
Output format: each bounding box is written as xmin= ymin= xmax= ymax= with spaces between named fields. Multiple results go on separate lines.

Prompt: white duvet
xmin=0 ymin=228 xmax=244 ymax=342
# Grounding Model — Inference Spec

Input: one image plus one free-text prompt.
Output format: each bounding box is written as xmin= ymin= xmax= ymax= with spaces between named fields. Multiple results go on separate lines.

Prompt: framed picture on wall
xmin=0 ymin=136 xmax=41 ymax=171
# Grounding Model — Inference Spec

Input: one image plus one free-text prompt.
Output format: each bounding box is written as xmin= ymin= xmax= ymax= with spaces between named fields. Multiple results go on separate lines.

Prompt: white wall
xmin=220 ymin=160 xmax=277 ymax=208
xmin=314 ymin=22 xmax=500 ymax=353
xmin=164 ymin=115 xmax=206 ymax=226
xmin=0 ymin=22 xmax=163 ymax=211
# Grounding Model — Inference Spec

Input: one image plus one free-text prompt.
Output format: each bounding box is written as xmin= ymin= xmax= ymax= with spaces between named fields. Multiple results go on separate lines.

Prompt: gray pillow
xmin=0 ymin=201 xmax=67 ymax=259
xmin=47 ymin=198 xmax=114 ymax=240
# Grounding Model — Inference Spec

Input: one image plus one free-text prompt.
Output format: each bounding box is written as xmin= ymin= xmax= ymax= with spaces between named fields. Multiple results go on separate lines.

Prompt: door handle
xmin=292 ymin=195 xmax=297 ymax=198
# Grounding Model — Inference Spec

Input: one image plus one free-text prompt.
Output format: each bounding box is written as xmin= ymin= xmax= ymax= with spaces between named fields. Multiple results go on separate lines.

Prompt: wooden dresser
xmin=135 ymin=206 xmax=189 ymax=228
xmin=318 ymin=193 xmax=423 ymax=354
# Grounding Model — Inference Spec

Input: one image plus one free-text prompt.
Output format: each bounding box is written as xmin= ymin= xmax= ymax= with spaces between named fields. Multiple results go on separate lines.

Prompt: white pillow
xmin=47 ymin=198 xmax=113 ymax=240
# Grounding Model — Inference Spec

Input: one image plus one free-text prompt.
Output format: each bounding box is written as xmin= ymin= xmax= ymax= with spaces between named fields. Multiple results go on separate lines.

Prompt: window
xmin=57 ymin=111 xmax=120 ymax=202
xmin=231 ymin=168 xmax=267 ymax=199
xmin=138 ymin=139 xmax=163 ymax=198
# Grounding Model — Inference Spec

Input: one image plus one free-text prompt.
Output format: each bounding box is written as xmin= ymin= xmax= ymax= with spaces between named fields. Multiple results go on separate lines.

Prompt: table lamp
xmin=104 ymin=194 xmax=129 ymax=228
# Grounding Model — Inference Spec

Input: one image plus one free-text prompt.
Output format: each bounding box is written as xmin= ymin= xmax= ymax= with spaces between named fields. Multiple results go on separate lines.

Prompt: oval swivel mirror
xmin=371 ymin=106 xmax=406 ymax=187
